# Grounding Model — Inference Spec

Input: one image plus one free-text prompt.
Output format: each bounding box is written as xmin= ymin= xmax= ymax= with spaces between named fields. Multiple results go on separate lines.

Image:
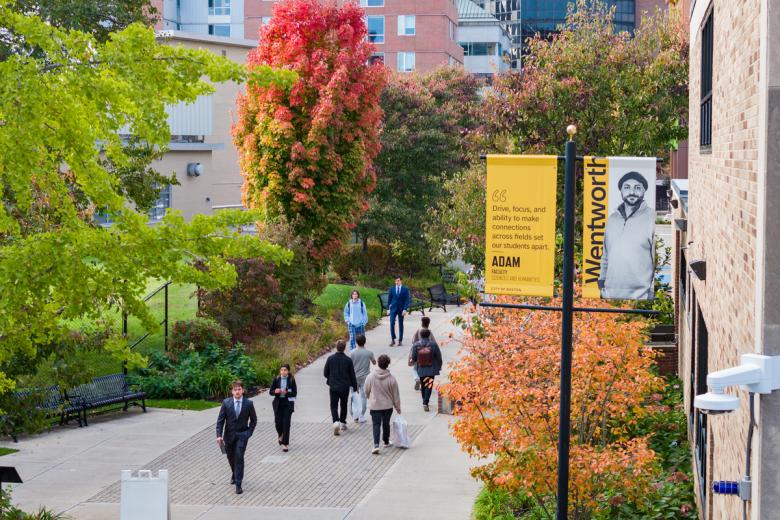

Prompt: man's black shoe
xmin=230 ymin=477 xmax=235 ymax=485
xmin=236 ymin=485 xmax=243 ymax=494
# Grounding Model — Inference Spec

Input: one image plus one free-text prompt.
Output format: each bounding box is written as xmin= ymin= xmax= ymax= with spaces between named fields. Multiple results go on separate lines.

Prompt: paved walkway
xmin=1 ymin=307 xmax=480 ymax=519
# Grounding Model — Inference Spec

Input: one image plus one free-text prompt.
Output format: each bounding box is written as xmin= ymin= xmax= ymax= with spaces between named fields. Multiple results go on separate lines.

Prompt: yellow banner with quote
xmin=484 ymin=155 xmax=558 ymax=297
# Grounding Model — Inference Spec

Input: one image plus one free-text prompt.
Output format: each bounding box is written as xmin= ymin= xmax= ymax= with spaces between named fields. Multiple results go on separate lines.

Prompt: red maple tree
xmin=233 ymin=0 xmax=386 ymax=260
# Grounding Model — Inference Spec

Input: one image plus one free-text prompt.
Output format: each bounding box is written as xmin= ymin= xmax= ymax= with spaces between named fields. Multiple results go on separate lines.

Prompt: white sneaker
xmin=340 ymin=422 xmax=348 ymax=431
xmin=357 ymin=417 xmax=367 ymax=423
xmin=371 ymin=446 xmax=380 ymax=454
xmin=333 ymin=422 xmax=341 ymax=436
xmin=383 ymin=441 xmax=393 ymax=448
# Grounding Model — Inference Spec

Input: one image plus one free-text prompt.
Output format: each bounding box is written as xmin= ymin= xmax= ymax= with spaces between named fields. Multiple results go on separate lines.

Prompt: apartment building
xmin=155 ymin=0 xmax=246 ymax=38
xmin=457 ymin=0 xmax=512 ymax=78
xmin=672 ymin=0 xmax=780 ymax=518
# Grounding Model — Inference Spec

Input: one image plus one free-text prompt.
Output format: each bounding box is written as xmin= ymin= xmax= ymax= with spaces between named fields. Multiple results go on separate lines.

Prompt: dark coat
xmin=410 ymin=339 xmax=443 ymax=378
xmin=216 ymin=396 xmax=257 ymax=444
xmin=387 ymin=284 xmax=411 ymax=313
xmin=323 ymin=352 xmax=358 ymax=392
xmin=269 ymin=375 xmax=297 ymax=413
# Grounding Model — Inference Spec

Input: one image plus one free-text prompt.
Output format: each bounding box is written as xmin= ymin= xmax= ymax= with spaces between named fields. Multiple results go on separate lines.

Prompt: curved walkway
xmin=1 ymin=307 xmax=480 ymax=520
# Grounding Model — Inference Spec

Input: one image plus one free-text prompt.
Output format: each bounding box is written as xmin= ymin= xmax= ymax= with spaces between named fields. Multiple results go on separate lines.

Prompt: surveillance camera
xmin=693 ymin=354 xmax=780 ymax=415
xmin=693 ymin=391 xmax=740 ymax=415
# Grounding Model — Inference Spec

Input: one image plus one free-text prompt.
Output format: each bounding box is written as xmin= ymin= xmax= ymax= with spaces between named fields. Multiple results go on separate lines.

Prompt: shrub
xmin=0 ymin=487 xmax=67 ymax=519
xmin=199 ymin=231 xmax=326 ymax=342
xmin=0 ymin=389 xmax=52 ymax=440
xmin=130 ymin=344 xmax=257 ymax=399
xmin=168 ymin=318 xmax=231 ymax=360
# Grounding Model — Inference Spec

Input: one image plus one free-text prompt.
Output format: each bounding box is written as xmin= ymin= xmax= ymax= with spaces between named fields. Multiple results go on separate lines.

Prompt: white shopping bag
xmin=350 ymin=391 xmax=361 ymax=419
xmin=390 ymin=414 xmax=411 ymax=448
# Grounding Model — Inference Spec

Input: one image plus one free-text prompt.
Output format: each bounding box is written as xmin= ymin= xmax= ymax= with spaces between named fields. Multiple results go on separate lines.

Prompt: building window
xmin=460 ymin=42 xmax=498 ymax=56
xmin=397 ymin=51 xmax=415 ymax=72
xmin=361 ymin=0 xmax=384 ymax=6
xmin=367 ymin=16 xmax=384 ymax=44
xmin=397 ymin=15 xmax=415 ymax=36
xmin=369 ymin=52 xmax=385 ymax=65
xmin=449 ymin=19 xmax=456 ymax=40
xmin=700 ymin=9 xmax=713 ymax=151
xmin=693 ymin=304 xmax=709 ymax=516
xmin=208 ymin=24 xmax=230 ymax=37
xmin=149 ymin=184 xmax=172 ymax=222
xmin=208 ymin=0 xmax=231 ymax=16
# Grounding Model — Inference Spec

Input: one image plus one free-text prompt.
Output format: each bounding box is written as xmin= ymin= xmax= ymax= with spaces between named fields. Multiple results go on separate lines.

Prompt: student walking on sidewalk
xmin=349 ymin=334 xmax=375 ymax=423
xmin=387 ymin=276 xmax=410 ymax=346
xmin=410 ymin=316 xmax=437 ymax=391
xmin=409 ymin=329 xmax=442 ymax=412
xmin=343 ymin=289 xmax=369 ymax=350
xmin=215 ymin=380 xmax=257 ymax=494
xmin=364 ymin=354 xmax=401 ymax=454
xmin=324 ymin=340 xmax=358 ymax=435
xmin=269 ymin=364 xmax=297 ymax=452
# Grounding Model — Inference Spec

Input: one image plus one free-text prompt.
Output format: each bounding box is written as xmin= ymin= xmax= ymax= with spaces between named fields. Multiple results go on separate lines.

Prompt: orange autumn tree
xmin=441 ymin=297 xmax=663 ymax=518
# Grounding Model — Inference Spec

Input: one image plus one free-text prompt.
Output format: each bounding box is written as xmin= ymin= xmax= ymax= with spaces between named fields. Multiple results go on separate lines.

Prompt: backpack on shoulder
xmin=416 ymin=343 xmax=433 ymax=367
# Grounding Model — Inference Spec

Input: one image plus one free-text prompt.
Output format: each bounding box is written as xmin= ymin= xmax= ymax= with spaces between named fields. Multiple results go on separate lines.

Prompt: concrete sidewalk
xmin=2 ymin=306 xmax=480 ymax=519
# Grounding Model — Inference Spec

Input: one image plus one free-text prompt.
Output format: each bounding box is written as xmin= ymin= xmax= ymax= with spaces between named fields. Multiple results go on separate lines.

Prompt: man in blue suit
xmin=387 ymin=276 xmax=410 ymax=346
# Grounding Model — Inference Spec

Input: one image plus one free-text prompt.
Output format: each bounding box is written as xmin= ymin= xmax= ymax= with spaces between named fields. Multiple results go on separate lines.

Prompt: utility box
xmin=120 ymin=469 xmax=170 ymax=520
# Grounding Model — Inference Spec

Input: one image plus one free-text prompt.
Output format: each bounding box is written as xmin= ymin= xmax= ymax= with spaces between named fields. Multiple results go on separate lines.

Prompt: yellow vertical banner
xmin=484 ymin=155 xmax=558 ymax=297
xmin=582 ymin=156 xmax=609 ymax=298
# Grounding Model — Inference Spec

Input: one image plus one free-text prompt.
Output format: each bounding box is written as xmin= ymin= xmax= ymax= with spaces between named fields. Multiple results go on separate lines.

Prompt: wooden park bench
xmin=377 ymin=292 xmax=427 ymax=317
xmin=427 ymin=284 xmax=461 ymax=312
xmin=66 ymin=373 xmax=146 ymax=426
xmin=1 ymin=385 xmax=85 ymax=442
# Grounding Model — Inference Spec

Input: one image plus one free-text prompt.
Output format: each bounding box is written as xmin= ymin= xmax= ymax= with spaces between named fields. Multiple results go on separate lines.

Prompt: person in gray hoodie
xmin=599 ymin=171 xmax=655 ymax=300
xmin=364 ymin=354 xmax=401 ymax=454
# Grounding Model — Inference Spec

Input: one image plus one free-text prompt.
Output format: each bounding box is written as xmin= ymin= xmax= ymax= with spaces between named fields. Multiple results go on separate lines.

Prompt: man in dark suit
xmin=387 ymin=276 xmax=410 ymax=346
xmin=216 ymin=380 xmax=257 ymax=494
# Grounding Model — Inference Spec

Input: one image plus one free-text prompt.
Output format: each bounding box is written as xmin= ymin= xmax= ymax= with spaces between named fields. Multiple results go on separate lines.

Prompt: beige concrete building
xmin=673 ymin=0 xmax=780 ymax=518
xmin=144 ymin=31 xmax=253 ymax=222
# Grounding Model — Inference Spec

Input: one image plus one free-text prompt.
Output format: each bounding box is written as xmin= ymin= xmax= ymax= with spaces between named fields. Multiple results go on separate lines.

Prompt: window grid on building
xmin=397 ymin=15 xmax=415 ymax=36
xmin=361 ymin=0 xmax=384 ymax=6
xmin=149 ymin=184 xmax=172 ymax=222
xmin=208 ymin=0 xmax=231 ymax=16
xmin=208 ymin=24 xmax=230 ymax=37
xmin=397 ymin=51 xmax=415 ymax=72
xmin=700 ymin=10 xmax=713 ymax=150
xmin=367 ymin=16 xmax=385 ymax=43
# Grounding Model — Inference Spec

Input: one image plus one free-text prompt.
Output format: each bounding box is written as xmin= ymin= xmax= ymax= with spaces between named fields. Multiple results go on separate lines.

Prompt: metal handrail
xmin=122 ymin=282 xmax=171 ymax=375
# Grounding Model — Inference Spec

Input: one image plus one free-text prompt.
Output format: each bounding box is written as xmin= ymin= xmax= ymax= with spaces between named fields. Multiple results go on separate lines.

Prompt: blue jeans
xmin=390 ymin=310 xmax=404 ymax=341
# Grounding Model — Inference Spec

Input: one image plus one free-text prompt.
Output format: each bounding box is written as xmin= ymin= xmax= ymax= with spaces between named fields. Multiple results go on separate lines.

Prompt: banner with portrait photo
xmin=582 ymin=157 xmax=656 ymax=300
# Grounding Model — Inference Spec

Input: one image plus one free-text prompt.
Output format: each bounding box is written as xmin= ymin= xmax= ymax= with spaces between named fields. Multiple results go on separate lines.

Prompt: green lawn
xmin=0 ymin=447 xmax=19 ymax=456
xmin=146 ymin=399 xmax=220 ymax=411
xmin=68 ymin=279 xmax=198 ymax=376
xmin=314 ymin=284 xmax=383 ymax=322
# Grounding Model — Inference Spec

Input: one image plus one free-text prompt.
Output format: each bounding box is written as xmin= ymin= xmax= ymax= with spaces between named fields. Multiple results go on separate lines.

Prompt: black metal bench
xmin=1 ymin=385 xmax=84 ymax=442
xmin=427 ymin=284 xmax=461 ymax=312
xmin=67 ymin=373 xmax=146 ymax=425
xmin=377 ymin=292 xmax=426 ymax=317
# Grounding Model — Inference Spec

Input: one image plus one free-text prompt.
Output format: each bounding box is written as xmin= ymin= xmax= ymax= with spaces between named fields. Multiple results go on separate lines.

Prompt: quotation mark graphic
xmin=491 ymin=189 xmax=507 ymax=203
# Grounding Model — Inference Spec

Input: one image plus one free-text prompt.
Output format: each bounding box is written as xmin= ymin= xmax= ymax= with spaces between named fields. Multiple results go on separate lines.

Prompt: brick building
xmin=247 ymin=0 xmax=464 ymax=72
xmin=673 ymin=0 xmax=780 ymax=518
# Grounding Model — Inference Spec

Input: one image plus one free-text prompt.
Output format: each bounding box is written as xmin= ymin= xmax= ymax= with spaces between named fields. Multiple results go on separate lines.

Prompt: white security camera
xmin=693 ymin=354 xmax=780 ymax=415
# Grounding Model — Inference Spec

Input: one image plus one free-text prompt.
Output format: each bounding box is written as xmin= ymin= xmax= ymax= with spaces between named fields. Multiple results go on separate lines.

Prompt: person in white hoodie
xmin=364 ymin=354 xmax=402 ymax=454
xmin=599 ymin=171 xmax=656 ymax=300
xmin=343 ymin=289 xmax=369 ymax=350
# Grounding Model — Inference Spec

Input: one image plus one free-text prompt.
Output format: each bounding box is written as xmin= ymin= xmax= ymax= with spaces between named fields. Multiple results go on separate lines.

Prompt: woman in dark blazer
xmin=269 ymin=364 xmax=297 ymax=452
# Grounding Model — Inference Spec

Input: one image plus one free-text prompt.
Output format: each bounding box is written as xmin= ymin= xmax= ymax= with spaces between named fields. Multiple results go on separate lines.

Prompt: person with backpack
xmin=343 ymin=289 xmax=369 ymax=350
xmin=364 ymin=354 xmax=401 ymax=454
xmin=324 ymin=340 xmax=358 ymax=435
xmin=410 ymin=316 xmax=437 ymax=391
xmin=409 ymin=328 xmax=443 ymax=412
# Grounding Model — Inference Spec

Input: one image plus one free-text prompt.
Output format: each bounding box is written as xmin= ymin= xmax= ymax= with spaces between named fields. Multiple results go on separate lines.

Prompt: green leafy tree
xmin=356 ymin=66 xmax=482 ymax=251
xmin=0 ymin=6 xmax=296 ymax=393
xmin=233 ymin=0 xmax=386 ymax=262
xmin=428 ymin=1 xmax=688 ymax=270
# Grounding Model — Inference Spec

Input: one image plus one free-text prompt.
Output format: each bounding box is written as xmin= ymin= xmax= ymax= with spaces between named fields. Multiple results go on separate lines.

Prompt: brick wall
xmin=686 ymin=1 xmax=761 ymax=518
